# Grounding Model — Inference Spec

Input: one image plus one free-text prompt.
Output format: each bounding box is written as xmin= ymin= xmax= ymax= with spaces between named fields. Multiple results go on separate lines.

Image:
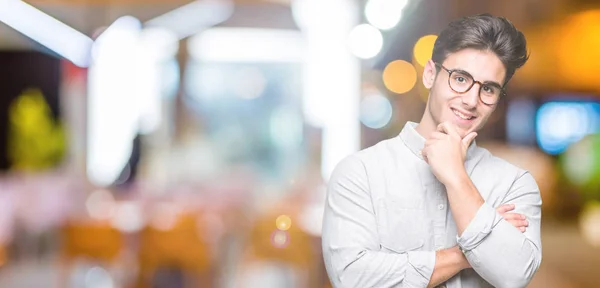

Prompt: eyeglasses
xmin=434 ymin=63 xmax=505 ymax=105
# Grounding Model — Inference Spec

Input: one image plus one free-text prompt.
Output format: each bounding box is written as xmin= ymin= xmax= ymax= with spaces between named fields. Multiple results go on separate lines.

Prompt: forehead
xmin=442 ymin=48 xmax=506 ymax=84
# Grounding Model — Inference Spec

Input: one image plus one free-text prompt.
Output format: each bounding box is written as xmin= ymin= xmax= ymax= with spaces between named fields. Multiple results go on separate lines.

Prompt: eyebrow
xmin=450 ymin=68 xmax=503 ymax=87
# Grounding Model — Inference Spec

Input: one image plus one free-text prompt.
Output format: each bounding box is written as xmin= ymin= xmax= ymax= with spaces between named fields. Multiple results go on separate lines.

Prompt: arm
xmin=421 ymin=122 xmax=542 ymax=288
xmin=322 ymin=155 xmax=467 ymax=288
xmin=446 ymin=171 xmax=542 ymax=288
xmin=427 ymin=246 xmax=471 ymax=288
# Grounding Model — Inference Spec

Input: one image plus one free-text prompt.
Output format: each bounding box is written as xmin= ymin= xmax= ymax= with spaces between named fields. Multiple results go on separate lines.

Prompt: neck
xmin=415 ymin=106 xmax=437 ymax=139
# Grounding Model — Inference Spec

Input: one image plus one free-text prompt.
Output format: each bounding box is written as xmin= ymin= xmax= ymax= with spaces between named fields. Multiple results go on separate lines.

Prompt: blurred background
xmin=0 ymin=0 xmax=599 ymax=287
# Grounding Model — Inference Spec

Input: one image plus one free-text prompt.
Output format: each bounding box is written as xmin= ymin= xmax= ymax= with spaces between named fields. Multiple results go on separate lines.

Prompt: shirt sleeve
xmin=456 ymin=171 xmax=542 ymax=288
xmin=322 ymin=155 xmax=436 ymax=288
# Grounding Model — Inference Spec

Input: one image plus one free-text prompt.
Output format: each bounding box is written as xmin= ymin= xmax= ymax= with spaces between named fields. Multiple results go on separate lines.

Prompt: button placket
xmin=433 ymin=182 xmax=447 ymax=249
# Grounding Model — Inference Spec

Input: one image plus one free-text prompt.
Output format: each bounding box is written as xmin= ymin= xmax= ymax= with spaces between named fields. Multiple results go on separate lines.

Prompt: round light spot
xmin=383 ymin=60 xmax=417 ymax=94
xmin=276 ymin=215 xmax=292 ymax=231
xmin=580 ymin=201 xmax=600 ymax=248
xmin=271 ymin=230 xmax=290 ymax=248
xmin=413 ymin=35 xmax=438 ymax=67
xmin=85 ymin=189 xmax=116 ymax=220
xmin=563 ymin=136 xmax=596 ymax=185
xmin=360 ymin=93 xmax=393 ymax=129
xmin=348 ymin=24 xmax=383 ymax=59
xmin=84 ymin=266 xmax=114 ymax=288
xmin=365 ymin=0 xmax=408 ymax=30
xmin=110 ymin=201 xmax=144 ymax=233
xmin=150 ymin=202 xmax=180 ymax=231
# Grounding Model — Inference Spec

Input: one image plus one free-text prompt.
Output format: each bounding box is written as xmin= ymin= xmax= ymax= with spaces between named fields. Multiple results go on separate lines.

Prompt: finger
xmin=496 ymin=204 xmax=515 ymax=214
xmin=506 ymin=219 xmax=524 ymax=228
xmin=502 ymin=213 xmax=524 ymax=221
xmin=437 ymin=122 xmax=460 ymax=137
xmin=520 ymin=227 xmax=526 ymax=233
xmin=506 ymin=219 xmax=529 ymax=228
xmin=429 ymin=132 xmax=448 ymax=140
xmin=425 ymin=139 xmax=437 ymax=147
xmin=462 ymin=132 xmax=478 ymax=148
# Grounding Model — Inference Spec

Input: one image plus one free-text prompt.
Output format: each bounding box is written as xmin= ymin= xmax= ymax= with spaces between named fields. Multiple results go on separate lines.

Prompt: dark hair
xmin=432 ymin=13 xmax=529 ymax=85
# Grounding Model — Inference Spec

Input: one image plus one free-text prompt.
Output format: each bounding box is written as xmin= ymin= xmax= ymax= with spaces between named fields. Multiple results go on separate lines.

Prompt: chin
xmin=457 ymin=128 xmax=472 ymax=138
xmin=445 ymin=120 xmax=476 ymax=138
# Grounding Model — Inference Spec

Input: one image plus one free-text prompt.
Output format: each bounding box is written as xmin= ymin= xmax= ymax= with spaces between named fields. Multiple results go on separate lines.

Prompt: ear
xmin=422 ymin=59 xmax=437 ymax=89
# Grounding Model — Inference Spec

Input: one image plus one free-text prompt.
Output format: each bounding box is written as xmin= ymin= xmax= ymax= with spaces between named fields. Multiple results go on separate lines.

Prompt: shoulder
xmin=355 ymin=136 xmax=400 ymax=164
xmin=329 ymin=136 xmax=399 ymax=185
xmin=473 ymin=146 xmax=536 ymax=188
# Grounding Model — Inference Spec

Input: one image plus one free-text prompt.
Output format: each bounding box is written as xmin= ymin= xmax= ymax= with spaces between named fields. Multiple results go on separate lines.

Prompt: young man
xmin=322 ymin=14 xmax=541 ymax=288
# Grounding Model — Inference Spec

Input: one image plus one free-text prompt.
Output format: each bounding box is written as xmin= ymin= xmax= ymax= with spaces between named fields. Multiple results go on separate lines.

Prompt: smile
xmin=452 ymin=108 xmax=476 ymax=120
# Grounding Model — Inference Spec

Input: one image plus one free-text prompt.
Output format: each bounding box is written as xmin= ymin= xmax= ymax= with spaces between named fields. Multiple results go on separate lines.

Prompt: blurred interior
xmin=0 ymin=0 xmax=600 ymax=287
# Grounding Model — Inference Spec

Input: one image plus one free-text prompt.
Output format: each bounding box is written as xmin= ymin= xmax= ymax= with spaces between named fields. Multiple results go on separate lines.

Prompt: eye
xmin=482 ymin=85 xmax=497 ymax=94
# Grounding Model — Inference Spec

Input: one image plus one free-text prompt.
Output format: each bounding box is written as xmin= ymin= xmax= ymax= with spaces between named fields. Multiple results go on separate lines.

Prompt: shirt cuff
xmin=456 ymin=202 xmax=503 ymax=252
xmin=405 ymin=250 xmax=436 ymax=287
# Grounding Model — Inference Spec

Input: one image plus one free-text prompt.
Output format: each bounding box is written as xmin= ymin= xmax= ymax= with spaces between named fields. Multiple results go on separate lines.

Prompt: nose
xmin=462 ymin=82 xmax=480 ymax=108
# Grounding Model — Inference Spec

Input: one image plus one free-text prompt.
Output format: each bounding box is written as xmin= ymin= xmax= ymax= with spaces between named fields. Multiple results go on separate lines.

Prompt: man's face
xmin=423 ymin=48 xmax=506 ymax=138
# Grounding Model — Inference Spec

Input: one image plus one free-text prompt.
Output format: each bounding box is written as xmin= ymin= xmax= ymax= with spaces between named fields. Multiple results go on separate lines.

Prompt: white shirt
xmin=322 ymin=122 xmax=542 ymax=288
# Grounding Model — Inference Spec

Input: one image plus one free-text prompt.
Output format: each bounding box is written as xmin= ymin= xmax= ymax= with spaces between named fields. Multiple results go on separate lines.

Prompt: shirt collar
xmin=399 ymin=121 xmax=478 ymax=162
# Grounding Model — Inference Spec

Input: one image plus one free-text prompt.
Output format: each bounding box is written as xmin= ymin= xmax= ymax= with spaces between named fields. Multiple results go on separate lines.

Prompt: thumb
xmin=462 ymin=132 xmax=478 ymax=148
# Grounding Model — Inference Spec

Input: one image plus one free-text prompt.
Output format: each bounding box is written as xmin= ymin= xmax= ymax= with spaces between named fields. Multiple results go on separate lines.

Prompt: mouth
xmin=451 ymin=108 xmax=476 ymax=121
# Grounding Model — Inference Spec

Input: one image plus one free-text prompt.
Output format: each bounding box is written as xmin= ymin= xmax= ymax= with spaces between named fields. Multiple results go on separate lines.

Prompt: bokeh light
xmin=364 ymin=0 xmax=408 ymax=30
xmin=413 ymin=35 xmax=437 ymax=67
xmin=150 ymin=202 xmax=180 ymax=231
xmin=360 ymin=93 xmax=393 ymax=129
xmin=275 ymin=215 xmax=292 ymax=231
xmin=110 ymin=201 xmax=144 ymax=233
xmin=561 ymin=134 xmax=600 ymax=197
xmin=85 ymin=189 xmax=116 ymax=220
xmin=84 ymin=266 xmax=114 ymax=288
xmin=536 ymin=101 xmax=600 ymax=155
xmin=347 ymin=24 xmax=383 ymax=59
xmin=556 ymin=10 xmax=600 ymax=89
xmin=383 ymin=60 xmax=417 ymax=94
xmin=270 ymin=230 xmax=290 ymax=249
xmin=579 ymin=201 xmax=600 ymax=248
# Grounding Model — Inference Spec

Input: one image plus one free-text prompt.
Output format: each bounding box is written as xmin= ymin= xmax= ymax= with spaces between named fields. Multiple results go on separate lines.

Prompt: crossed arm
xmin=427 ymin=203 xmax=528 ymax=288
xmin=322 ymin=155 xmax=541 ymax=288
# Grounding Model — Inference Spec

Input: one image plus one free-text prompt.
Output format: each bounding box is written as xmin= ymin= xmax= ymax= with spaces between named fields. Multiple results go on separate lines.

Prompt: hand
xmin=421 ymin=122 xmax=477 ymax=185
xmin=496 ymin=204 xmax=529 ymax=232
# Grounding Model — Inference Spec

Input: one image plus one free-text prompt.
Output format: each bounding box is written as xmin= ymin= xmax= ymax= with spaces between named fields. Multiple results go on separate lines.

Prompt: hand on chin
xmin=447 ymin=120 xmax=474 ymax=139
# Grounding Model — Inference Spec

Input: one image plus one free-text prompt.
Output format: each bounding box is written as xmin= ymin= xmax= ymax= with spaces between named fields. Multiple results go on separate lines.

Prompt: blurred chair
xmin=136 ymin=212 xmax=212 ymax=288
xmin=59 ymin=220 xmax=124 ymax=287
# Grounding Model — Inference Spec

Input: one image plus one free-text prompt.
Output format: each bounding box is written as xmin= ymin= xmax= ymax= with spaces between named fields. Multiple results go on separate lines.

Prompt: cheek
xmin=430 ymin=95 xmax=448 ymax=122
xmin=430 ymin=85 xmax=453 ymax=117
xmin=475 ymin=108 xmax=495 ymax=127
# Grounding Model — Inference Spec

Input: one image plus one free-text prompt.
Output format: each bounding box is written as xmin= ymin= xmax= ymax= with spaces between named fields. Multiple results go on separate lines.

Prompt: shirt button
xmin=438 ymin=204 xmax=445 ymax=210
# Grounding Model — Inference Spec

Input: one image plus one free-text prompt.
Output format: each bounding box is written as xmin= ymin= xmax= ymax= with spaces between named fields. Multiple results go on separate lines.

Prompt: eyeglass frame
xmin=433 ymin=62 xmax=506 ymax=105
